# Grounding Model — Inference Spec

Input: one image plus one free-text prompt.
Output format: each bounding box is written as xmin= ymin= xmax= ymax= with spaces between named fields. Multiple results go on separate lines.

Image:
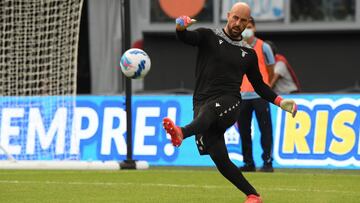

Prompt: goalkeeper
xmin=163 ymin=2 xmax=297 ymax=203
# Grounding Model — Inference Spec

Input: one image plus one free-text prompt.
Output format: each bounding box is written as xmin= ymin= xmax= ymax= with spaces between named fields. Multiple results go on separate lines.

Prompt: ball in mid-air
xmin=120 ymin=48 xmax=151 ymax=79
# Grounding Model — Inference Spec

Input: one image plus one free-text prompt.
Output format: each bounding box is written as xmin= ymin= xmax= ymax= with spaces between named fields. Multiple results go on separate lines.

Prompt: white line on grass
xmin=269 ymin=172 xmax=360 ymax=178
xmin=0 ymin=180 xmax=223 ymax=189
xmin=0 ymin=180 xmax=358 ymax=195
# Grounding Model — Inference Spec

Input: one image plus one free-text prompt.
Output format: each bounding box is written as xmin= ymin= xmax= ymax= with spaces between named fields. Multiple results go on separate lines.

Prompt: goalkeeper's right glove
xmin=176 ymin=16 xmax=196 ymax=31
xmin=274 ymin=96 xmax=298 ymax=117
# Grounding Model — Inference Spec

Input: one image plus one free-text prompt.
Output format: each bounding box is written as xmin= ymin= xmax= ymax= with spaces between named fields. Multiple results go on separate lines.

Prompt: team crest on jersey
xmin=240 ymin=49 xmax=248 ymax=58
xmin=219 ymin=39 xmax=223 ymax=45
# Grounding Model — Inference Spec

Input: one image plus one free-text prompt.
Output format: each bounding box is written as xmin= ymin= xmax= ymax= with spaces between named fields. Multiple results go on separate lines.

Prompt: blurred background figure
xmin=266 ymin=40 xmax=301 ymax=94
xmin=237 ymin=16 xmax=275 ymax=173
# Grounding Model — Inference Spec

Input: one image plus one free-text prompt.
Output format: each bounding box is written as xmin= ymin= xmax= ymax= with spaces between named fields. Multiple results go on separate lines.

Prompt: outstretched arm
xmin=246 ymin=52 xmax=297 ymax=117
xmin=175 ymin=16 xmax=201 ymax=46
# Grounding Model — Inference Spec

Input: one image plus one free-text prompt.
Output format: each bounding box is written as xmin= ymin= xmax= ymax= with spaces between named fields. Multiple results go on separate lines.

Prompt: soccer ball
xmin=120 ymin=48 xmax=151 ymax=79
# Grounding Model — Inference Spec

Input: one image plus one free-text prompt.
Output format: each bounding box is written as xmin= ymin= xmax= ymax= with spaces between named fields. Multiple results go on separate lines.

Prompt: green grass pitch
xmin=1 ymin=167 xmax=360 ymax=203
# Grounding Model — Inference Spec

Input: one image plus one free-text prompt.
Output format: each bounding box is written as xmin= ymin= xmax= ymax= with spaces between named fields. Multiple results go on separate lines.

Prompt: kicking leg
xmin=163 ymin=102 xmax=218 ymax=147
xmin=163 ymin=95 xmax=240 ymax=147
xmin=181 ymin=107 xmax=217 ymax=138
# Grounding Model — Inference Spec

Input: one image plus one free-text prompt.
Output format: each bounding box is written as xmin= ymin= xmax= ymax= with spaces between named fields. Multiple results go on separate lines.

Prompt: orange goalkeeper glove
xmin=175 ymin=16 xmax=196 ymax=31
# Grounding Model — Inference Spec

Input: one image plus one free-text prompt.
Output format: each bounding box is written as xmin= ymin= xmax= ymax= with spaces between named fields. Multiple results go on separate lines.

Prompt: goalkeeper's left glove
xmin=274 ymin=96 xmax=298 ymax=117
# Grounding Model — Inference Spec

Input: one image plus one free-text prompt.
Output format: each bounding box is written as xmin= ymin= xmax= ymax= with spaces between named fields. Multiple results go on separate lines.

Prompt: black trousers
xmin=181 ymin=95 xmax=259 ymax=196
xmin=237 ymin=98 xmax=273 ymax=165
xmin=182 ymin=95 xmax=241 ymax=155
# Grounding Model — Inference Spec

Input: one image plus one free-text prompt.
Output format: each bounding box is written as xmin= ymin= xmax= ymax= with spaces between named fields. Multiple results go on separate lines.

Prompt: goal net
xmin=0 ymin=0 xmax=83 ymax=162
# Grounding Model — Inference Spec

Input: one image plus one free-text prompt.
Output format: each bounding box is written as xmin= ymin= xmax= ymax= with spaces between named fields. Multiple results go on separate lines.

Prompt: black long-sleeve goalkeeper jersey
xmin=176 ymin=28 xmax=278 ymax=105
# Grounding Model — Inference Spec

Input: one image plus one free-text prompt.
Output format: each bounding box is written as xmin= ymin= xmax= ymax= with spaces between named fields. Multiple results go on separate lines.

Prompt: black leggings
xmin=181 ymin=95 xmax=259 ymax=196
xmin=207 ymin=136 xmax=259 ymax=196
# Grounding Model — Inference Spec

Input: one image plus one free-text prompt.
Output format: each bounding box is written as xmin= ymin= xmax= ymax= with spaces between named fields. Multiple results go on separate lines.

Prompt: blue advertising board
xmin=0 ymin=94 xmax=359 ymax=169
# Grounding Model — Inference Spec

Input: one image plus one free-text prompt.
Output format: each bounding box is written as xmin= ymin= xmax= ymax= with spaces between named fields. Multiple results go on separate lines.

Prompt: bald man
xmin=163 ymin=3 xmax=297 ymax=203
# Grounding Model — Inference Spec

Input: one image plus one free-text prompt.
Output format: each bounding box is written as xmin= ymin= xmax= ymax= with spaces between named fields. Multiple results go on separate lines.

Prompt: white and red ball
xmin=120 ymin=48 xmax=151 ymax=79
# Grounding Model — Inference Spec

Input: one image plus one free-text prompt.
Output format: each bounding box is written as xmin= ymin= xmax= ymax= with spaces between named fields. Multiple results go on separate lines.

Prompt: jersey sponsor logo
xmin=215 ymin=102 xmax=221 ymax=107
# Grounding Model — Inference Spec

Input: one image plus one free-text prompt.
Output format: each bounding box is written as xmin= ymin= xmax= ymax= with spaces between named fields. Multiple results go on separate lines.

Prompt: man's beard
xmin=227 ymin=25 xmax=243 ymax=39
